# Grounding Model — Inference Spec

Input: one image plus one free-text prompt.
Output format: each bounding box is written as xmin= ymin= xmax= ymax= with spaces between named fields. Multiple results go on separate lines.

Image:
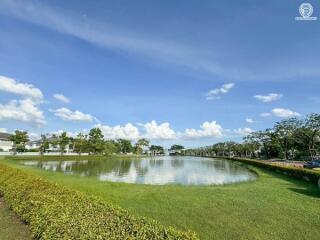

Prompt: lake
xmin=20 ymin=156 xmax=257 ymax=185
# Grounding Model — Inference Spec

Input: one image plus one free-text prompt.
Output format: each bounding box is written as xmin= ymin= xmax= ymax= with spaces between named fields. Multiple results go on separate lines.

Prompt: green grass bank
xmin=1 ymin=156 xmax=320 ymax=240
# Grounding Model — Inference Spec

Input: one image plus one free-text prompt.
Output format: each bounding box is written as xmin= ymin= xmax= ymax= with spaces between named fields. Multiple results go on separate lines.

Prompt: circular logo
xmin=299 ymin=3 xmax=313 ymax=18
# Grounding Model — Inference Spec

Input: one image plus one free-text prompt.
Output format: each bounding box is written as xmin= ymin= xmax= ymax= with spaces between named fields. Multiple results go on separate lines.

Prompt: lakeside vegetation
xmin=1 ymin=156 xmax=320 ymax=240
xmin=186 ymin=114 xmax=320 ymax=161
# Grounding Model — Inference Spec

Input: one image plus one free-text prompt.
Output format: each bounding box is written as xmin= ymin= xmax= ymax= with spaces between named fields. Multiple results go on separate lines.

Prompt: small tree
xmin=39 ymin=134 xmax=50 ymax=155
xmin=58 ymin=132 xmax=69 ymax=155
xmin=9 ymin=130 xmax=29 ymax=155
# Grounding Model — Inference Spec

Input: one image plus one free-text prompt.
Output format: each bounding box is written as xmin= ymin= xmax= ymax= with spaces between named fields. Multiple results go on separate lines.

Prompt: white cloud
xmin=185 ymin=121 xmax=223 ymax=138
xmin=233 ymin=127 xmax=254 ymax=135
xmin=143 ymin=121 xmax=176 ymax=140
xmin=206 ymin=83 xmax=235 ymax=100
xmin=51 ymin=107 xmax=94 ymax=122
xmin=271 ymin=108 xmax=301 ymax=118
xmin=254 ymin=93 xmax=283 ymax=103
xmin=0 ymin=128 xmax=8 ymax=133
xmin=260 ymin=112 xmax=271 ymax=117
xmin=0 ymin=75 xmax=43 ymax=100
xmin=53 ymin=93 xmax=70 ymax=103
xmin=0 ymin=99 xmax=46 ymax=126
xmin=245 ymin=117 xmax=254 ymax=123
xmin=95 ymin=123 xmax=140 ymax=140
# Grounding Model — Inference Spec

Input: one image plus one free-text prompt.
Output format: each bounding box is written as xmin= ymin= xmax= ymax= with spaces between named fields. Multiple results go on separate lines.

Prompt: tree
xmin=274 ymin=118 xmax=302 ymax=159
xmin=304 ymin=113 xmax=320 ymax=159
xmin=74 ymin=133 xmax=88 ymax=155
xmin=149 ymin=145 xmax=164 ymax=155
xmin=39 ymin=134 xmax=50 ymax=155
xmin=117 ymin=139 xmax=133 ymax=154
xmin=9 ymin=130 xmax=29 ymax=155
xmin=58 ymin=132 xmax=69 ymax=155
xmin=88 ymin=128 xmax=104 ymax=154
xmin=134 ymin=138 xmax=150 ymax=155
xmin=169 ymin=144 xmax=184 ymax=151
xmin=104 ymin=140 xmax=118 ymax=155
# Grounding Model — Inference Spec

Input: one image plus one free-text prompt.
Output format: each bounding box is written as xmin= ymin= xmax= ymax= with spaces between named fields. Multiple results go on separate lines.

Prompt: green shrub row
xmin=0 ymin=164 xmax=198 ymax=240
xmin=222 ymin=157 xmax=320 ymax=186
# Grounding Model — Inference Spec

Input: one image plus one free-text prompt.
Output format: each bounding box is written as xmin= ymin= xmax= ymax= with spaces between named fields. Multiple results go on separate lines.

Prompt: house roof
xmin=0 ymin=132 xmax=12 ymax=141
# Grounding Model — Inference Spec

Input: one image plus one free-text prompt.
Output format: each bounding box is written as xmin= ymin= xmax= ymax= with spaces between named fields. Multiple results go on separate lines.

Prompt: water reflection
xmin=21 ymin=156 xmax=256 ymax=185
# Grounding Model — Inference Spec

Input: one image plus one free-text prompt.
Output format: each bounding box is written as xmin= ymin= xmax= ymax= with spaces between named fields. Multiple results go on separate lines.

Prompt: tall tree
xmin=134 ymin=138 xmax=150 ymax=155
xmin=88 ymin=128 xmax=104 ymax=154
xmin=304 ymin=113 xmax=320 ymax=159
xmin=39 ymin=134 xmax=50 ymax=155
xmin=9 ymin=130 xmax=29 ymax=155
xmin=274 ymin=118 xmax=302 ymax=159
xmin=117 ymin=139 xmax=133 ymax=154
xmin=58 ymin=132 xmax=69 ymax=155
xmin=74 ymin=133 xmax=88 ymax=155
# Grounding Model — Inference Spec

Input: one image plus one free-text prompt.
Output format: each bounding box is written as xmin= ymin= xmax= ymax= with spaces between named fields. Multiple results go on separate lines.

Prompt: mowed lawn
xmin=1 ymin=157 xmax=320 ymax=240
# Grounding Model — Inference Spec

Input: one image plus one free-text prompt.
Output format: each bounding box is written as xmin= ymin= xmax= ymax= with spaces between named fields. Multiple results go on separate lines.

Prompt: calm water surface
xmin=20 ymin=156 xmax=256 ymax=185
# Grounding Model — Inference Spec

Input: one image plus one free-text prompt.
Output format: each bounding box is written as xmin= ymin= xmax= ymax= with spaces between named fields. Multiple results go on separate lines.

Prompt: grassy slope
xmin=0 ymin=198 xmax=32 ymax=240
xmin=1 ymin=157 xmax=320 ymax=240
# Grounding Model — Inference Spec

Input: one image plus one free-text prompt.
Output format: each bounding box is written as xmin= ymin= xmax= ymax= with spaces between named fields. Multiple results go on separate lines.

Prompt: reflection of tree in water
xmin=149 ymin=159 xmax=164 ymax=167
xmin=36 ymin=158 xmax=135 ymax=177
xmin=200 ymin=160 xmax=247 ymax=174
xmin=133 ymin=159 xmax=149 ymax=176
xmin=171 ymin=159 xmax=184 ymax=168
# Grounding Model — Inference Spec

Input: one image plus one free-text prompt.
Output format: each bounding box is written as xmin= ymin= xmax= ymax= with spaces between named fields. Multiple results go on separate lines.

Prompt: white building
xmin=0 ymin=132 xmax=13 ymax=152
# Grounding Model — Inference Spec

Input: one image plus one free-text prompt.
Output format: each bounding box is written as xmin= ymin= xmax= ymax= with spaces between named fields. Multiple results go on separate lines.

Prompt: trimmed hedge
xmin=0 ymin=164 xmax=198 ymax=240
xmin=221 ymin=157 xmax=320 ymax=187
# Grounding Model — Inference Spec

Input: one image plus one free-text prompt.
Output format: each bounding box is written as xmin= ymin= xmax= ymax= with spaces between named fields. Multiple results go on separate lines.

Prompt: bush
xmin=0 ymin=164 xmax=198 ymax=240
xmin=223 ymin=157 xmax=320 ymax=186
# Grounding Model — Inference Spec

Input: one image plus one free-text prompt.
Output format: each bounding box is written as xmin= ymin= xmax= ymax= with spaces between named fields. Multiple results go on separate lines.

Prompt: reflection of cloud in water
xmin=21 ymin=157 xmax=256 ymax=185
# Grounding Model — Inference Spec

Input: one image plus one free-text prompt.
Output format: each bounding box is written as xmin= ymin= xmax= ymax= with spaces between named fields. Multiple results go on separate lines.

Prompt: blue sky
xmin=0 ymin=0 xmax=319 ymax=147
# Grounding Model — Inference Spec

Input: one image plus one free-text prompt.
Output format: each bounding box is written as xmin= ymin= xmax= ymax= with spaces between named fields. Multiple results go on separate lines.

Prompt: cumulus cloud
xmin=254 ymin=93 xmax=283 ymax=103
xmin=0 ymin=99 xmax=46 ymax=126
xmin=260 ymin=112 xmax=271 ymax=117
xmin=0 ymin=75 xmax=43 ymax=100
xmin=233 ymin=127 xmax=254 ymax=135
xmin=0 ymin=127 xmax=8 ymax=133
xmin=271 ymin=108 xmax=301 ymax=118
xmin=184 ymin=121 xmax=223 ymax=138
xmin=143 ymin=121 xmax=176 ymax=140
xmin=260 ymin=108 xmax=301 ymax=118
xmin=51 ymin=107 xmax=94 ymax=122
xmin=206 ymin=83 xmax=235 ymax=100
xmin=53 ymin=93 xmax=70 ymax=103
xmin=95 ymin=123 xmax=140 ymax=140
xmin=245 ymin=117 xmax=254 ymax=123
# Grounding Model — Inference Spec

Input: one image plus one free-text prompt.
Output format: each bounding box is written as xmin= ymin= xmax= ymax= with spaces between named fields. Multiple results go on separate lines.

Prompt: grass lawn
xmin=0 ymin=198 xmax=32 ymax=240
xmin=1 ymin=156 xmax=320 ymax=240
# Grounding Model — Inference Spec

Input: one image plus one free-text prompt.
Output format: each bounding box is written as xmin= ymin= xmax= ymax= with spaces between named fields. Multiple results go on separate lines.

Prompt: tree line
xmin=186 ymin=113 xmax=320 ymax=161
xmin=8 ymin=128 xmax=165 ymax=156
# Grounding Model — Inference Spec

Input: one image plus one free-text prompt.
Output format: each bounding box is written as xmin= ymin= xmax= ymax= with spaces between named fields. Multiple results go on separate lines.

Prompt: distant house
xmin=0 ymin=132 xmax=13 ymax=152
xmin=26 ymin=137 xmax=72 ymax=153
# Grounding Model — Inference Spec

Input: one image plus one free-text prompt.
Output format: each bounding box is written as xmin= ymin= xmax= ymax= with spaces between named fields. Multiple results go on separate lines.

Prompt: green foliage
xmin=58 ymin=132 xmax=69 ymax=155
xmin=150 ymin=145 xmax=164 ymax=154
xmin=88 ymin=128 xmax=105 ymax=154
xmin=9 ymin=130 xmax=29 ymax=154
xmin=0 ymin=164 xmax=198 ymax=240
xmin=223 ymin=157 xmax=320 ymax=186
xmin=170 ymin=145 xmax=184 ymax=151
xmin=39 ymin=134 xmax=50 ymax=155
xmin=117 ymin=139 xmax=133 ymax=154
